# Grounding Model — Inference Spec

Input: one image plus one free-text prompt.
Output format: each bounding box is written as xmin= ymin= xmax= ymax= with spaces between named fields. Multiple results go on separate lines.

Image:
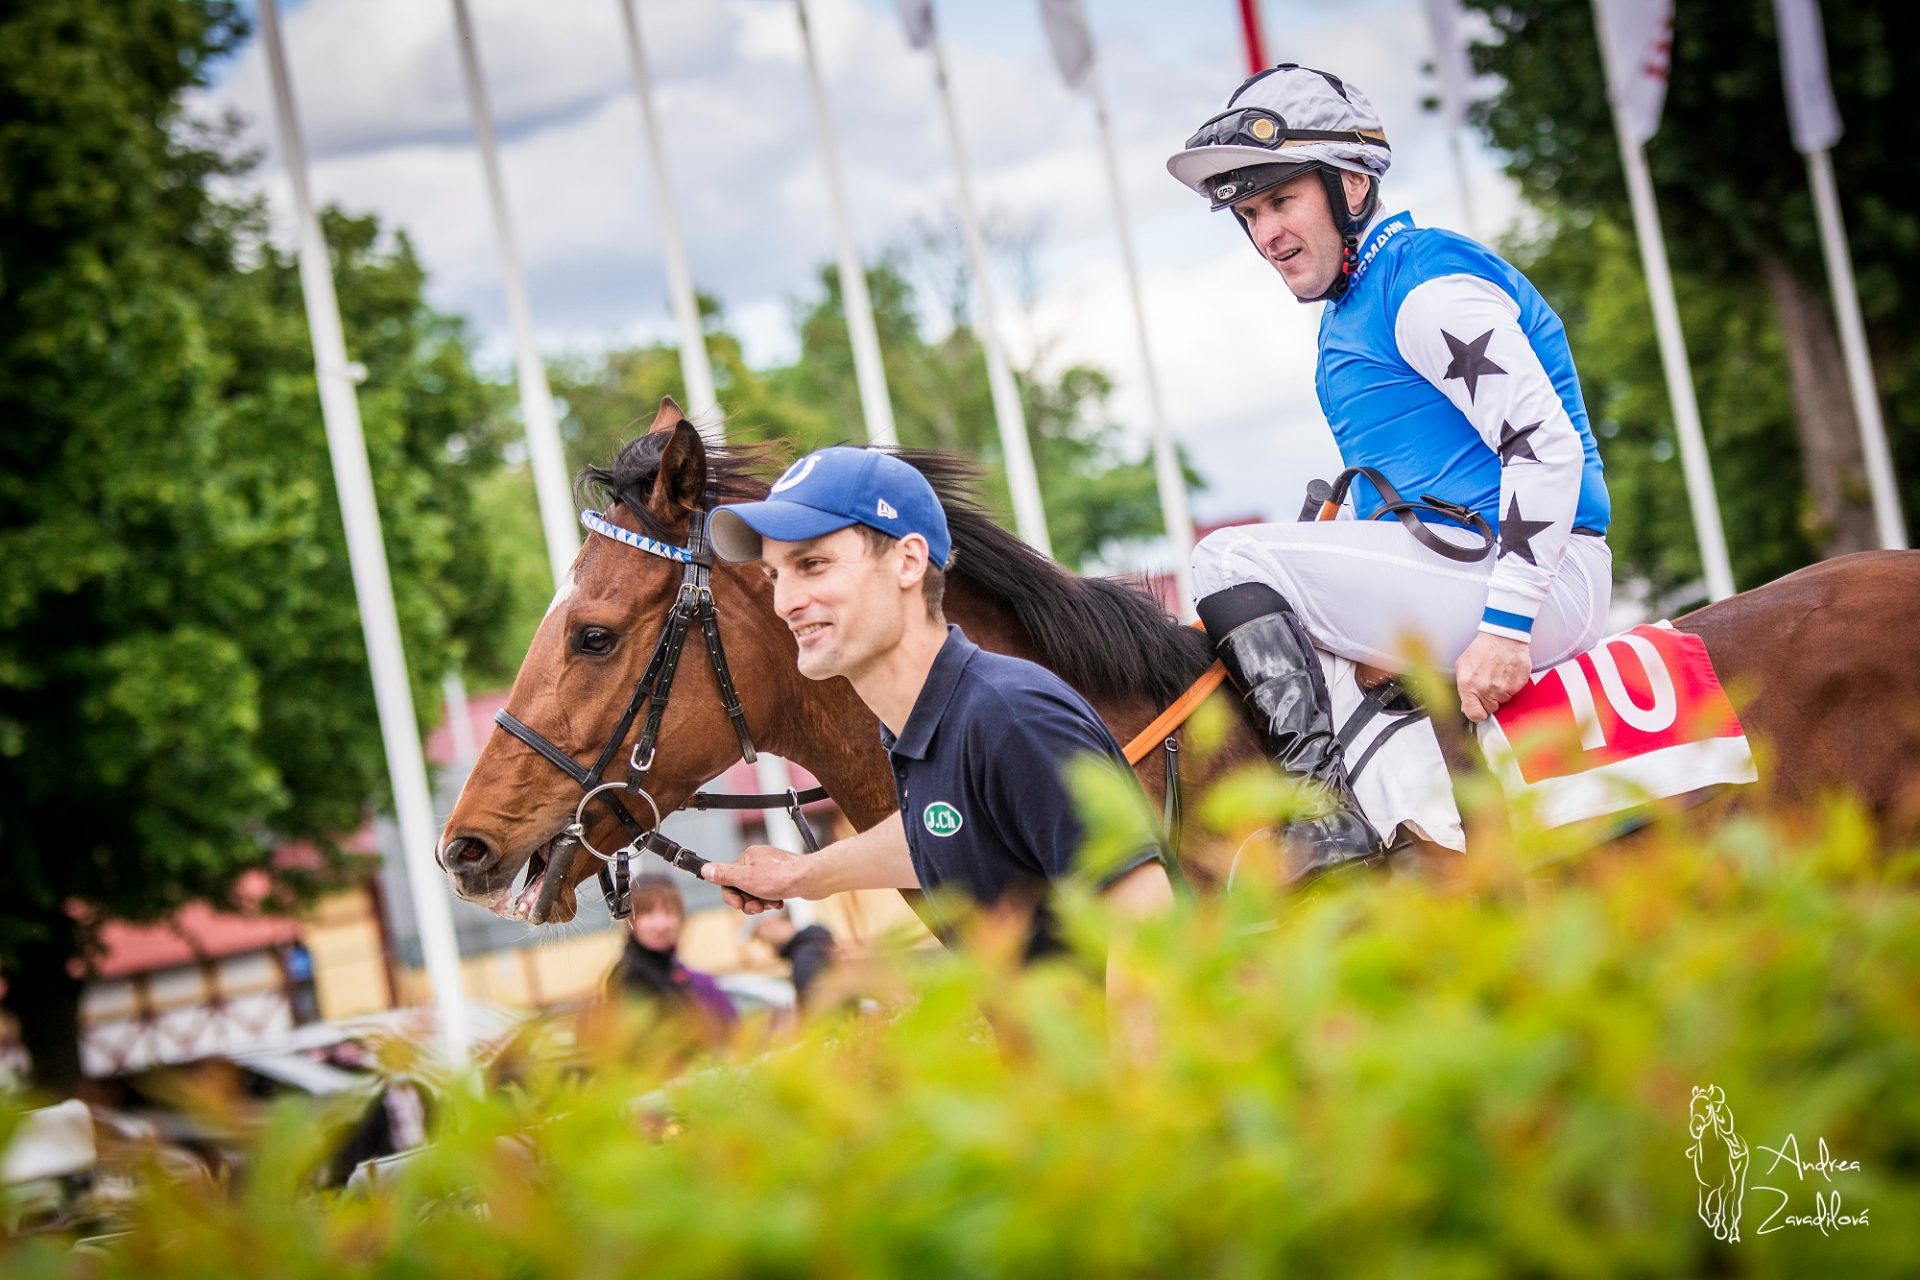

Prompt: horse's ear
xmin=647 ymin=396 xmax=683 ymax=433
xmin=648 ymin=416 xmax=708 ymax=520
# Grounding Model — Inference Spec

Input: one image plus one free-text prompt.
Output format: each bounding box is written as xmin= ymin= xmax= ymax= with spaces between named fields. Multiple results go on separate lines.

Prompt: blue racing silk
xmin=1316 ymin=212 xmax=1610 ymax=638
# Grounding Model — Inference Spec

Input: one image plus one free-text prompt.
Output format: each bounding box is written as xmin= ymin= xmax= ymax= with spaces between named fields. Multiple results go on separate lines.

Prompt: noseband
xmin=492 ymin=502 xmax=826 ymax=918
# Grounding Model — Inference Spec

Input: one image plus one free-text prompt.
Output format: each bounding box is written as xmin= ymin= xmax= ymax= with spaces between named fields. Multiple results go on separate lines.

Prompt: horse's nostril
xmin=445 ymin=836 xmax=496 ymax=868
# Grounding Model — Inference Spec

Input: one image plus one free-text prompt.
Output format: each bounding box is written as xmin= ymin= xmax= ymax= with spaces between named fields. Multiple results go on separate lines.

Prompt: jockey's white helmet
xmin=1166 ymin=63 xmax=1392 ymax=212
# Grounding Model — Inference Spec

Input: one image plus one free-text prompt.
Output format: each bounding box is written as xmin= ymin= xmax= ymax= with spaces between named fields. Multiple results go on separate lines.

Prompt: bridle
xmin=493 ymin=500 xmax=827 ymax=918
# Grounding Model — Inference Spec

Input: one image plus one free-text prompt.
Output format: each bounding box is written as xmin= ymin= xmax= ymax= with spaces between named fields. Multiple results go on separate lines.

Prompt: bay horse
xmin=439 ymin=403 xmax=1920 ymax=923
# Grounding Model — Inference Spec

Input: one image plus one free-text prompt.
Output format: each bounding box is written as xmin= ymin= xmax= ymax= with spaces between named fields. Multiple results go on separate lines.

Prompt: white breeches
xmin=1190 ymin=518 xmax=1614 ymax=671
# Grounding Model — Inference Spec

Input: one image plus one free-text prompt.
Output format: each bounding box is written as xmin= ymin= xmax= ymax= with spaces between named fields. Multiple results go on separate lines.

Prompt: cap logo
xmin=772 ymin=454 xmax=820 ymax=494
xmin=876 ymin=498 xmax=898 ymax=519
xmin=1214 ymin=181 xmax=1240 ymax=200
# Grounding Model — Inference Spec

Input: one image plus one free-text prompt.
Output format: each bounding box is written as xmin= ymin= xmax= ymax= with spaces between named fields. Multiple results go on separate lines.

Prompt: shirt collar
xmin=1350 ymin=209 xmax=1414 ymax=288
xmin=880 ymin=624 xmax=978 ymax=761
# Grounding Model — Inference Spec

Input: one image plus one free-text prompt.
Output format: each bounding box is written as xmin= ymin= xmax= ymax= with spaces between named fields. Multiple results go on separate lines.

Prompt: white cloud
xmin=195 ymin=0 xmax=1524 ymax=527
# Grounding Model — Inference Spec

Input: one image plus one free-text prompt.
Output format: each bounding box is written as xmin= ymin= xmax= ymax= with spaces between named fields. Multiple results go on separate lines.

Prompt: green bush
xmin=6 ymin=792 xmax=1918 ymax=1277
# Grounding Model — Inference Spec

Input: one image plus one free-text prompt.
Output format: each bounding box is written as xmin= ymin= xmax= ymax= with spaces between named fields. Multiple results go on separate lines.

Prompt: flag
xmin=1237 ymin=0 xmax=1268 ymax=77
xmin=1773 ymin=0 xmax=1842 ymax=154
xmin=1595 ymin=0 xmax=1673 ymax=146
xmin=896 ymin=0 xmax=934 ymax=49
xmin=1423 ymin=0 xmax=1473 ymax=129
xmin=1039 ymin=0 xmax=1094 ymax=91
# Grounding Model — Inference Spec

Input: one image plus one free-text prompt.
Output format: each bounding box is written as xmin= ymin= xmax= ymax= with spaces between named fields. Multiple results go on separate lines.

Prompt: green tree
xmin=1465 ymin=0 xmax=1917 ymax=585
xmin=1505 ymin=215 xmax=1811 ymax=594
xmin=0 ymin=0 xmax=513 ymax=1090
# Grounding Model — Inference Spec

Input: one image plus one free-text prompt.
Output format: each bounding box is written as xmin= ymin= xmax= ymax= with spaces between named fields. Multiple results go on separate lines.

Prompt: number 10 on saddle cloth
xmin=1474 ymin=622 xmax=1758 ymax=829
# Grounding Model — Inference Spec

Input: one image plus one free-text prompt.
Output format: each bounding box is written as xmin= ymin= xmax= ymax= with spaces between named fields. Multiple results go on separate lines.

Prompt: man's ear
xmin=647 ymin=415 xmax=708 ymax=521
xmin=1343 ymin=170 xmax=1373 ymax=219
xmin=894 ymin=533 xmax=930 ymax=591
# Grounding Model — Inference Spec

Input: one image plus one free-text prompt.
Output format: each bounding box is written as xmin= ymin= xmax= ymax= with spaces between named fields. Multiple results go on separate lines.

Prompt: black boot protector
xmin=1197 ymin=583 xmax=1382 ymax=879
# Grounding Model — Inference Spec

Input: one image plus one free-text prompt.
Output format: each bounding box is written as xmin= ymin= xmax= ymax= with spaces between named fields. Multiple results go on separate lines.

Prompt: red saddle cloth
xmin=1475 ymin=622 xmax=1758 ymax=826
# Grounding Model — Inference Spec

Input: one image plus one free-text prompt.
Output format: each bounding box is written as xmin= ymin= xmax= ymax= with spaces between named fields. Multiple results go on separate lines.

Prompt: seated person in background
xmin=746 ymin=908 xmax=837 ymax=1009
xmin=606 ymin=874 xmax=737 ymax=1033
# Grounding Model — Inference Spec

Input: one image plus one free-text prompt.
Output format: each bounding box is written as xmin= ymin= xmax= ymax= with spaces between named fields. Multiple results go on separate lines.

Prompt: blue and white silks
xmin=1317 ymin=212 xmax=1610 ymax=640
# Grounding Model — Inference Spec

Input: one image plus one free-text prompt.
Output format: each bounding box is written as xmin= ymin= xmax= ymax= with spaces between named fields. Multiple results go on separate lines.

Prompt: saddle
xmin=1132 ymin=475 xmax=1754 ymax=851
xmin=1127 ymin=468 xmax=1471 ymax=776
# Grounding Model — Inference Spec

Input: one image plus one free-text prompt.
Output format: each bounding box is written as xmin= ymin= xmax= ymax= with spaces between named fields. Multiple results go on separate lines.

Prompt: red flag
xmin=1237 ymin=0 xmax=1268 ymax=77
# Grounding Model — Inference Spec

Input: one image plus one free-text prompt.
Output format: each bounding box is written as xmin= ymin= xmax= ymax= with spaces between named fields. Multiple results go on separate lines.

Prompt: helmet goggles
xmin=1182 ymin=106 xmax=1389 ymax=156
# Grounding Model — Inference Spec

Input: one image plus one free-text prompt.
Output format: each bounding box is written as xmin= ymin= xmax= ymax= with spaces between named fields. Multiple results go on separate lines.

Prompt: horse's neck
xmin=769 ymin=672 xmax=898 ymax=833
xmin=940 ymin=580 xmax=1262 ymax=806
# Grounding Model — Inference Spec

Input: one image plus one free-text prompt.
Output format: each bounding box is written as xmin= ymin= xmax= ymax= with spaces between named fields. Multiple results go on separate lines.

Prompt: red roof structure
xmin=93 ymin=870 xmax=299 ymax=979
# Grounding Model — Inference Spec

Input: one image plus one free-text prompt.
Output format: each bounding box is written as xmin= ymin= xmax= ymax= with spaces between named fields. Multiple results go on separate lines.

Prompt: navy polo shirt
xmin=881 ymin=626 xmax=1160 ymax=956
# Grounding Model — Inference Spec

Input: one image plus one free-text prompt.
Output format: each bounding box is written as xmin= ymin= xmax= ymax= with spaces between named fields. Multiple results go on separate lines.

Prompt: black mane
xmin=580 ymin=437 xmax=1212 ymax=710
xmin=890 ymin=450 xmax=1213 ymax=709
xmin=577 ymin=431 xmax=773 ymax=544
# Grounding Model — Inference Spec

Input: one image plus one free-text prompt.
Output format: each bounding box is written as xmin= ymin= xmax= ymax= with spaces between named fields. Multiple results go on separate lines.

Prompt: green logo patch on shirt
xmin=922 ymin=801 xmax=964 ymax=837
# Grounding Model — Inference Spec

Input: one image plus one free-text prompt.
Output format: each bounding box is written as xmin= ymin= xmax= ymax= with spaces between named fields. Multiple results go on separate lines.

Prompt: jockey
xmin=1166 ymin=64 xmax=1614 ymax=875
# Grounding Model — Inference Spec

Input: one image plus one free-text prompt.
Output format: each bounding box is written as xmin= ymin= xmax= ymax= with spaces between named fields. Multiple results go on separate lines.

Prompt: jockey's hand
xmin=1456 ymin=631 xmax=1534 ymax=722
xmin=702 ymin=844 xmax=806 ymax=915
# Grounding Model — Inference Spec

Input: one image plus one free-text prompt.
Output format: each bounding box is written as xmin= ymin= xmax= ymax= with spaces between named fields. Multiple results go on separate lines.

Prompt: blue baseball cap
xmin=708 ymin=447 xmax=952 ymax=568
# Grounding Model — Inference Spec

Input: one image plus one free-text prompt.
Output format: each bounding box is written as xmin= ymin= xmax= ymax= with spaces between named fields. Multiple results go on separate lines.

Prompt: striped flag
xmin=1595 ymin=0 xmax=1674 ymax=146
xmin=1773 ymin=0 xmax=1841 ymax=154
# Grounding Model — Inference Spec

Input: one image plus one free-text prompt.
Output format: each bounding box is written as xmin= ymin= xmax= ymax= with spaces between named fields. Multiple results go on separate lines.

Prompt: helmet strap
xmin=1231 ymin=164 xmax=1383 ymax=305
xmin=1297 ymin=170 xmax=1379 ymax=304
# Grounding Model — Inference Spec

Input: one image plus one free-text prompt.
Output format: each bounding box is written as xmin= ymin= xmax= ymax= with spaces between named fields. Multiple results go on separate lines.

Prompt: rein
xmin=493 ymin=502 xmax=826 ymax=918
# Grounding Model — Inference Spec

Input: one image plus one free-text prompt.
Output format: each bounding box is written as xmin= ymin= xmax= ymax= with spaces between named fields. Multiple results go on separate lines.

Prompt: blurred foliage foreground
xmin=6 ymin=790 xmax=1919 ymax=1277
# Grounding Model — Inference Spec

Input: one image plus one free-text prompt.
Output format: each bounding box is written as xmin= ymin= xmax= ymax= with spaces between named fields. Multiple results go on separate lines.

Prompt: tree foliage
xmin=0 ymin=0 xmax=514 ymax=1087
xmin=1466 ymin=0 xmax=1918 ymax=590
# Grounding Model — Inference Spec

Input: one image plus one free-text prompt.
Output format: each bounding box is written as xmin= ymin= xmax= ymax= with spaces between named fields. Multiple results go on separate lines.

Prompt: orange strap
xmin=1122 ymin=621 xmax=1228 ymax=765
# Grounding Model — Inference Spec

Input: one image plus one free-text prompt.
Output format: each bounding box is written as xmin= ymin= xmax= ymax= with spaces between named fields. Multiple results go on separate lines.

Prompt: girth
xmin=492 ymin=504 xmax=826 ymax=918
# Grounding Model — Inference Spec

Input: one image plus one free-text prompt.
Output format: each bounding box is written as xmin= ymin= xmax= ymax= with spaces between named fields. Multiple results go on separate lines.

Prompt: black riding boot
xmin=1196 ymin=583 xmax=1382 ymax=879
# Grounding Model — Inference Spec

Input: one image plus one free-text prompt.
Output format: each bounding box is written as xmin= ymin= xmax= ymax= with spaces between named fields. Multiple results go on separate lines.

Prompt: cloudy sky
xmin=198 ymin=0 xmax=1524 ymax=549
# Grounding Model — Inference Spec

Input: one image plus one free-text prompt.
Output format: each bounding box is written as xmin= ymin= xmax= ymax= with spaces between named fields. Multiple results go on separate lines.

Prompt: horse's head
xmin=438 ymin=400 xmax=796 ymax=923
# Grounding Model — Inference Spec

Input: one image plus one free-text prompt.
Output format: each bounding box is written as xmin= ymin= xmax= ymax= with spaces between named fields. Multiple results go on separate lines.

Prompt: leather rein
xmin=492 ymin=502 xmax=826 ymax=918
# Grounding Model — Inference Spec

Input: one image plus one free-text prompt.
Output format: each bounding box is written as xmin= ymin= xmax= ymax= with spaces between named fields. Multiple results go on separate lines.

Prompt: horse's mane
xmin=576 ymin=430 xmax=773 ymax=542
xmin=894 ymin=449 xmax=1214 ymax=709
xmin=579 ymin=435 xmax=1213 ymax=710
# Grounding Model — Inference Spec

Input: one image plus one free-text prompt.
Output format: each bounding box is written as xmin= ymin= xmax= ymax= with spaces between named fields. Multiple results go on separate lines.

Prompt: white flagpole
xmin=1804 ymin=147 xmax=1905 ymax=548
xmin=616 ymin=0 xmax=802 ymax=853
xmin=449 ymin=0 xmax=578 ymax=591
xmin=1422 ymin=0 xmax=1482 ymax=238
xmin=794 ymin=0 xmax=898 ymax=448
xmin=927 ymin=29 xmax=1053 ymax=556
xmin=257 ymin=0 xmax=469 ymax=1066
xmin=1088 ymin=72 xmax=1196 ymax=614
xmin=616 ymin=0 xmax=719 ymax=425
xmin=1773 ymin=0 xmax=1905 ymax=549
xmin=1592 ymin=0 xmax=1735 ymax=600
xmin=442 ymin=669 xmax=479 ymax=771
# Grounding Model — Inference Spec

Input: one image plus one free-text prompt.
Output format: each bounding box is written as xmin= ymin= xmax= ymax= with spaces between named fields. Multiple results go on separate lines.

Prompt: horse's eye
xmin=574 ymin=626 xmax=618 ymax=656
